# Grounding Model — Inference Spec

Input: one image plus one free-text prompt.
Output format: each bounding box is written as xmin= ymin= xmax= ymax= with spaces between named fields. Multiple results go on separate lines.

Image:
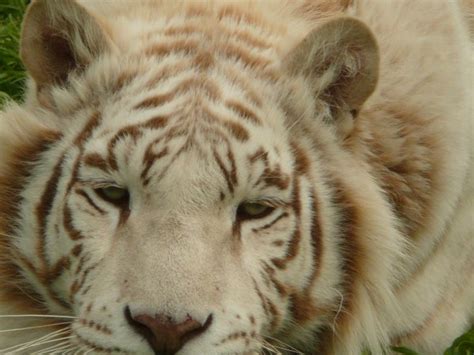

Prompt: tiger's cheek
xmin=58 ymin=189 xmax=122 ymax=308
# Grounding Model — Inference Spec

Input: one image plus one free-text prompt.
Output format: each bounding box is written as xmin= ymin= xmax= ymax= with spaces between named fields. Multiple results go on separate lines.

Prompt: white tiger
xmin=0 ymin=0 xmax=472 ymax=354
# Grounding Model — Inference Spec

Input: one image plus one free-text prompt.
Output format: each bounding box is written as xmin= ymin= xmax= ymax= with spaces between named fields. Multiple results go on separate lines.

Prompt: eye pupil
xmin=237 ymin=202 xmax=274 ymax=220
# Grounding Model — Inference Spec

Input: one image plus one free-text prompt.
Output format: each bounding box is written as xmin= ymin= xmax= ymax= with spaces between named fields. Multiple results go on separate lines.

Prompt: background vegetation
xmin=0 ymin=0 xmax=472 ymax=354
xmin=0 ymin=0 xmax=26 ymax=107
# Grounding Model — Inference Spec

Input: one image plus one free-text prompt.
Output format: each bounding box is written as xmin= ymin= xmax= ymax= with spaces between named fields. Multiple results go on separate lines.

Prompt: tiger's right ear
xmin=20 ymin=0 xmax=112 ymax=91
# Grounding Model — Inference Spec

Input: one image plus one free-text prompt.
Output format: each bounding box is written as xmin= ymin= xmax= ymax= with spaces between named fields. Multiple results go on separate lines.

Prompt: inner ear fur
xmin=284 ymin=17 xmax=379 ymax=136
xmin=20 ymin=0 xmax=111 ymax=89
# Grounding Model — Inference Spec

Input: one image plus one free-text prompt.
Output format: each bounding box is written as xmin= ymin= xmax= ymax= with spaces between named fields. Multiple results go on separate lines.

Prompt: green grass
xmin=0 ymin=1 xmax=473 ymax=354
xmin=0 ymin=0 xmax=27 ymax=107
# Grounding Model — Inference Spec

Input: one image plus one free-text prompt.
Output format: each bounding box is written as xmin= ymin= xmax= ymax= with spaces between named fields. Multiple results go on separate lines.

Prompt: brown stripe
xmin=106 ymin=113 xmax=170 ymax=171
xmin=193 ymin=51 xmax=215 ymax=70
xmin=43 ymin=256 xmax=71 ymax=283
xmin=317 ymin=178 xmax=364 ymax=343
xmin=75 ymin=188 xmax=106 ymax=215
xmin=141 ymin=146 xmax=169 ymax=183
xmin=36 ymin=155 xmax=66 ymax=268
xmin=222 ymin=42 xmax=273 ymax=70
xmin=263 ymin=262 xmax=287 ymax=297
xmin=218 ymin=6 xmax=262 ymax=27
xmin=252 ymin=278 xmax=269 ymax=316
xmin=214 ymin=149 xmax=235 ymax=194
xmin=134 ymin=92 xmax=176 ymax=111
xmin=74 ymin=112 xmax=102 ymax=146
xmin=71 ymin=244 xmax=83 ymax=257
xmin=0 ymin=127 xmax=61 ymax=313
xmin=226 ymin=100 xmax=262 ymax=125
xmin=221 ymin=65 xmax=262 ymax=107
xmin=271 ymin=178 xmax=301 ymax=269
xmin=307 ymin=189 xmax=323 ymax=286
xmin=288 ymin=189 xmax=324 ymax=325
xmin=83 ymin=153 xmax=109 ymax=172
xmin=291 ymin=142 xmax=311 ymax=175
xmin=79 ymin=318 xmax=113 ymax=335
xmin=112 ymin=69 xmax=139 ymax=94
xmin=267 ymin=298 xmax=280 ymax=332
xmin=144 ymin=61 xmax=192 ymax=90
xmin=135 ymin=78 xmax=220 ymax=110
xmin=227 ymin=29 xmax=272 ymax=50
xmin=163 ymin=24 xmax=202 ymax=37
xmin=73 ymin=262 xmax=100 ymax=297
xmin=288 ymin=292 xmax=322 ymax=325
xmin=222 ymin=120 xmax=249 ymax=142
xmin=252 ymin=212 xmax=289 ymax=233
xmin=63 ymin=204 xmax=86 ymax=241
xmin=145 ymin=38 xmax=200 ymax=57
xmin=252 ymin=151 xmax=291 ymax=190
xmin=247 ymin=148 xmax=267 ymax=164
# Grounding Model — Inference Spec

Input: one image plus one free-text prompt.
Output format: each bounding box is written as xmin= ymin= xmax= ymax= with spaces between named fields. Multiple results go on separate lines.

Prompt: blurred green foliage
xmin=0 ymin=0 xmax=27 ymax=107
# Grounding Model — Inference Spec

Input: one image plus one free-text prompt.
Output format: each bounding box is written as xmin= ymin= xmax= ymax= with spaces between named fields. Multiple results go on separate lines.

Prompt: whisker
xmin=0 ymin=315 xmax=74 ymax=320
xmin=32 ymin=339 xmax=71 ymax=354
xmin=263 ymin=335 xmax=303 ymax=354
xmin=260 ymin=339 xmax=281 ymax=354
xmin=331 ymin=288 xmax=345 ymax=332
xmin=22 ymin=335 xmax=75 ymax=352
xmin=72 ymin=348 xmax=82 ymax=355
xmin=0 ymin=327 xmax=70 ymax=353
xmin=55 ymin=344 xmax=77 ymax=355
xmin=51 ymin=345 xmax=76 ymax=355
xmin=0 ymin=321 xmax=71 ymax=333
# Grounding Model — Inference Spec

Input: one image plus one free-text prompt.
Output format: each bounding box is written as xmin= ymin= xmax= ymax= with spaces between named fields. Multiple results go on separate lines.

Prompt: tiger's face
xmin=53 ymin=84 xmax=301 ymax=354
xmin=2 ymin=0 xmax=388 ymax=354
xmin=16 ymin=60 xmax=319 ymax=353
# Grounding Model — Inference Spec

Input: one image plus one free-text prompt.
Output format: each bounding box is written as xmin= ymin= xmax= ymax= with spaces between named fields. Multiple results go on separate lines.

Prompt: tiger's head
xmin=0 ymin=0 xmax=405 ymax=354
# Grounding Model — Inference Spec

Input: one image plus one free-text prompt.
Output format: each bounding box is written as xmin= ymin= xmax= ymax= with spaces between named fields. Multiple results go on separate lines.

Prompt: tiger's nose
xmin=124 ymin=306 xmax=213 ymax=355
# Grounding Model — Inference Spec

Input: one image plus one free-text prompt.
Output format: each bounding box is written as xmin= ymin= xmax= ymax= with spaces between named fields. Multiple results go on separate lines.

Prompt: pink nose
xmin=125 ymin=306 xmax=213 ymax=355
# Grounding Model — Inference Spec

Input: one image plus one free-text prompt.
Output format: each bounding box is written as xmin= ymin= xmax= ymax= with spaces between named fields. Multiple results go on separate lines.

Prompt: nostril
xmin=124 ymin=306 xmax=213 ymax=355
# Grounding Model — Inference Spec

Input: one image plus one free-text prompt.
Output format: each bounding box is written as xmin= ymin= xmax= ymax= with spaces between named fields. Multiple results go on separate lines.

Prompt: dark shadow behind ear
xmin=20 ymin=0 xmax=111 ymax=92
xmin=283 ymin=17 xmax=379 ymax=138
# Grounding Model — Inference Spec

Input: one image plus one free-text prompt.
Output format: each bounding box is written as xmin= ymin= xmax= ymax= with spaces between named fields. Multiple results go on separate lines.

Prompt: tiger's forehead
xmin=61 ymin=3 xmax=297 ymax=200
xmin=80 ymin=102 xmax=294 ymax=198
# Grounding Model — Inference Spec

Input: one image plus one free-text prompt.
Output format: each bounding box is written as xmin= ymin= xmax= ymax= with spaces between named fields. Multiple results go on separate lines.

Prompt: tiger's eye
xmin=95 ymin=186 xmax=130 ymax=207
xmin=237 ymin=202 xmax=274 ymax=220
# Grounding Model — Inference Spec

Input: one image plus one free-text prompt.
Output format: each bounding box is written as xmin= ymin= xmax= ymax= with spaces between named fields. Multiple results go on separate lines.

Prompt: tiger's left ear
xmin=284 ymin=17 xmax=379 ymax=137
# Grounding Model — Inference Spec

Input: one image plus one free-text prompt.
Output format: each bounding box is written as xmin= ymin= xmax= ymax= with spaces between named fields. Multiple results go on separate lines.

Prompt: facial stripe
xmin=271 ymin=177 xmax=301 ymax=269
xmin=213 ymin=145 xmax=238 ymax=196
xmin=74 ymin=112 xmax=102 ymax=146
xmin=287 ymin=189 xmax=324 ymax=326
xmin=263 ymin=262 xmax=287 ymax=297
xmin=63 ymin=204 xmax=86 ymax=241
xmin=75 ymin=189 xmax=105 ymax=216
xmin=107 ymin=115 xmax=169 ymax=170
xmin=225 ymin=100 xmax=262 ymax=126
xmin=250 ymin=150 xmax=291 ymax=191
xmin=317 ymin=177 xmax=364 ymax=346
xmin=82 ymin=153 xmax=110 ymax=173
xmin=144 ymin=38 xmax=201 ymax=57
xmin=251 ymin=212 xmax=289 ymax=233
xmin=141 ymin=146 xmax=169 ymax=183
xmin=36 ymin=155 xmax=66 ymax=270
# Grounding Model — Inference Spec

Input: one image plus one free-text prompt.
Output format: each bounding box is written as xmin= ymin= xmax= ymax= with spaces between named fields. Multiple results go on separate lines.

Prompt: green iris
xmin=237 ymin=202 xmax=274 ymax=220
xmin=95 ymin=186 xmax=130 ymax=207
